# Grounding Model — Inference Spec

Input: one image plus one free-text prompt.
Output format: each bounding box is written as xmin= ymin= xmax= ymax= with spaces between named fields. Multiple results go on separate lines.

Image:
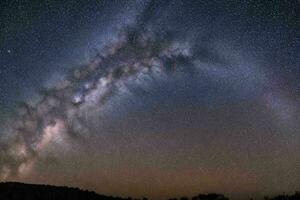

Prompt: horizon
xmin=0 ymin=181 xmax=299 ymax=200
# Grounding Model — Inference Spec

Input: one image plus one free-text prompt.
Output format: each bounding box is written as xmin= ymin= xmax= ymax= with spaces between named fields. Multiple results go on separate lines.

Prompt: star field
xmin=0 ymin=1 xmax=299 ymax=200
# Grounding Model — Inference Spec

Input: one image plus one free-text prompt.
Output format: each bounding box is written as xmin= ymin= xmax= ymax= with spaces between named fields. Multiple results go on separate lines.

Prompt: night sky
xmin=0 ymin=0 xmax=299 ymax=199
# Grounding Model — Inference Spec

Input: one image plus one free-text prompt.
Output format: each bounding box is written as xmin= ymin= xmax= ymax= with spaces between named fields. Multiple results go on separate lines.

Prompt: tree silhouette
xmin=0 ymin=182 xmax=299 ymax=200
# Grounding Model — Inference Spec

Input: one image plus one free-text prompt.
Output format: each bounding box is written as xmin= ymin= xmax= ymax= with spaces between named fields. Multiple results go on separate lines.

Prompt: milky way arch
xmin=0 ymin=26 xmax=196 ymax=179
xmin=0 ymin=21 xmax=299 ymax=189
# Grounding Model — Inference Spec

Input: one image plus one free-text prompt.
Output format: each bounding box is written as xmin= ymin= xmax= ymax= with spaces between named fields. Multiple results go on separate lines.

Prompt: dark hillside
xmin=0 ymin=182 xmax=126 ymax=200
xmin=0 ymin=182 xmax=299 ymax=200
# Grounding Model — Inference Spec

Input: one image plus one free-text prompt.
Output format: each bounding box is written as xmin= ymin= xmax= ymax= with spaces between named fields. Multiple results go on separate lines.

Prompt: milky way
xmin=0 ymin=1 xmax=299 ymax=199
xmin=0 ymin=25 xmax=193 ymax=177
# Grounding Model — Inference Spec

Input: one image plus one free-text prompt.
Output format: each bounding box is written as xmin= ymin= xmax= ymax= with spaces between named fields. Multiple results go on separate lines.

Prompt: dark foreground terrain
xmin=0 ymin=182 xmax=124 ymax=200
xmin=0 ymin=182 xmax=299 ymax=200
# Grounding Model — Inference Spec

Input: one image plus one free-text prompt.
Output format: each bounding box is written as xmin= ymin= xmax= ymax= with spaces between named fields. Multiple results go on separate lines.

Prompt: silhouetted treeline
xmin=0 ymin=182 xmax=299 ymax=200
xmin=263 ymin=192 xmax=300 ymax=200
xmin=168 ymin=192 xmax=300 ymax=200
xmin=0 ymin=182 xmax=130 ymax=200
xmin=169 ymin=193 xmax=228 ymax=200
xmin=192 ymin=193 xmax=229 ymax=200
